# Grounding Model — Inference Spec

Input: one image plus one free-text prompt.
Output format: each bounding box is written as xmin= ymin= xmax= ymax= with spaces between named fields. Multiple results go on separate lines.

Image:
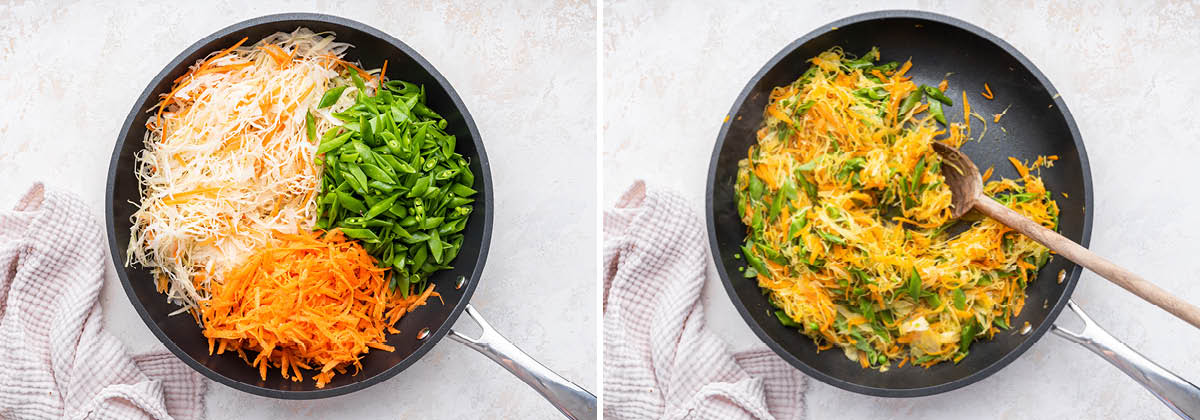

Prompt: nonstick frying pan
xmin=105 ymin=13 xmax=594 ymax=418
xmin=706 ymin=10 xmax=1200 ymax=414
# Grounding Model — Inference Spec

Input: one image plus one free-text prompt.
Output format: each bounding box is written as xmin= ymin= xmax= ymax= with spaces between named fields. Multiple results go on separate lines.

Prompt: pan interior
xmin=107 ymin=15 xmax=490 ymax=397
xmin=708 ymin=13 xmax=1089 ymax=396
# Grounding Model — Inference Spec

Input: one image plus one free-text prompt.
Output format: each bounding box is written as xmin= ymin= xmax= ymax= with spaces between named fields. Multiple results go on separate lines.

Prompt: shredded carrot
xmin=200 ymin=229 xmax=434 ymax=388
xmin=896 ymin=60 xmax=913 ymax=78
xmin=379 ymin=59 xmax=388 ymax=84
xmin=937 ymin=79 xmax=948 ymax=92
xmin=259 ymin=44 xmax=290 ymax=66
xmin=962 ymin=91 xmax=971 ymax=131
xmin=156 ymin=36 xmax=249 ymax=124
xmin=982 ymin=83 xmax=994 ymax=100
xmin=1008 ymin=157 xmax=1030 ymax=179
xmin=767 ymin=103 xmax=794 ymax=126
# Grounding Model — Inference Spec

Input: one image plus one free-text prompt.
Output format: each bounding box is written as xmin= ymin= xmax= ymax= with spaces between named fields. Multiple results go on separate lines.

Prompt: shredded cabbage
xmin=127 ymin=28 xmax=372 ymax=315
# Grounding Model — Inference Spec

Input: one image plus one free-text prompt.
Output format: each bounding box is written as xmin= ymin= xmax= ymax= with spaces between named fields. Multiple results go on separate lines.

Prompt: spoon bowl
xmin=930 ymin=141 xmax=1200 ymax=329
xmin=931 ymin=142 xmax=982 ymax=219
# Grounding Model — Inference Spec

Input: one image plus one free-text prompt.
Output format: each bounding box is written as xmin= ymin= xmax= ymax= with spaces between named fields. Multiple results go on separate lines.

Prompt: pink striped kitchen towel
xmin=0 ymin=183 xmax=205 ymax=420
xmin=603 ymin=181 xmax=807 ymax=420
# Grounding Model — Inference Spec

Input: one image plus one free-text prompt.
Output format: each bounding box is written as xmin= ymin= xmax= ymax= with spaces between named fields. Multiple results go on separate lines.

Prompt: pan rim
xmin=704 ymin=9 xmax=1093 ymax=397
xmin=104 ymin=12 xmax=493 ymax=399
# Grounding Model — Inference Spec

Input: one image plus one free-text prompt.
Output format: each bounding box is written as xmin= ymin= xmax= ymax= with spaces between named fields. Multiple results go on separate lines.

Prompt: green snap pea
xmin=318 ymin=132 xmax=353 ymax=155
xmin=450 ymin=183 xmax=476 ymax=197
xmin=305 ymin=111 xmax=316 ymax=142
xmin=319 ymin=86 xmax=349 ymax=108
xmin=898 ymin=89 xmax=925 ymax=117
xmin=929 ymin=100 xmax=947 ymax=125
xmin=907 ymin=268 xmax=922 ymax=301
xmin=339 ymin=228 xmax=378 ymax=241
xmin=459 ymin=166 xmax=475 ymax=186
xmin=369 ymin=180 xmax=395 ymax=193
xmin=365 ymin=193 xmax=400 ymax=220
xmin=348 ymin=166 xmax=369 ymax=193
xmin=774 ymin=310 xmax=803 ymax=328
xmin=873 ymin=61 xmax=899 ymax=73
xmin=817 ymin=231 xmax=845 ymax=246
xmin=351 ymin=71 xmax=366 ymax=92
xmin=408 ymin=175 xmax=431 ymax=198
xmin=361 ymin=163 xmax=395 ymax=184
xmin=337 ymin=192 xmax=366 ymax=214
xmin=911 ymin=156 xmax=926 ymax=193
xmin=923 ymin=85 xmax=954 ymax=105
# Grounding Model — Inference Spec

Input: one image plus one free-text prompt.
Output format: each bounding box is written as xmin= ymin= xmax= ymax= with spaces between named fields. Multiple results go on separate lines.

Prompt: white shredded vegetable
xmin=127 ymin=28 xmax=372 ymax=314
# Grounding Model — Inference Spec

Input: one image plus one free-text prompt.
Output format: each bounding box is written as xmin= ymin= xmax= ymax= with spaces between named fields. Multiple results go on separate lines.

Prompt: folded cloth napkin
xmin=0 ymin=183 xmax=205 ymax=420
xmin=603 ymin=181 xmax=807 ymax=420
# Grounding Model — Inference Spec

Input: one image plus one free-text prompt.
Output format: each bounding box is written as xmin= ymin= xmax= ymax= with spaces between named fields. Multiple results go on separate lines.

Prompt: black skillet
xmin=105 ymin=13 xmax=594 ymax=418
xmin=708 ymin=10 xmax=1199 ymax=410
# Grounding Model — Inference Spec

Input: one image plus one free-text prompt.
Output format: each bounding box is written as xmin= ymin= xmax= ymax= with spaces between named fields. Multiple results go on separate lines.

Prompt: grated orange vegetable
xmin=200 ymin=229 xmax=436 ymax=388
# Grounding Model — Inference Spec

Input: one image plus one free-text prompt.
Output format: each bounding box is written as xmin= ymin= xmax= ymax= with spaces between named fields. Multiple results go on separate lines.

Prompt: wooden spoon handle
xmin=974 ymin=197 xmax=1200 ymax=329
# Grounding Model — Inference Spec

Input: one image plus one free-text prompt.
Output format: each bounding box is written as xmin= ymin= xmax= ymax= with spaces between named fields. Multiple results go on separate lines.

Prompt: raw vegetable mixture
xmin=127 ymin=29 xmax=474 ymax=387
xmin=735 ymin=47 xmax=1059 ymax=369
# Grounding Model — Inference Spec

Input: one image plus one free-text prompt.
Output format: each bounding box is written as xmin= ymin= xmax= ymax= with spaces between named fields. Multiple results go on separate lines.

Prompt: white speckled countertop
xmin=604 ymin=1 xmax=1200 ymax=418
xmin=0 ymin=1 xmax=595 ymax=419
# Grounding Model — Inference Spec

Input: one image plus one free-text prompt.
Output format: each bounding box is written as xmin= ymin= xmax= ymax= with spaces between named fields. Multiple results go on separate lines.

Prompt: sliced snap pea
xmin=342 ymin=170 xmax=365 ymax=194
xmin=339 ymin=228 xmax=378 ymax=241
xmin=428 ymin=230 xmax=443 ymax=263
xmin=351 ymin=71 xmax=366 ymax=92
xmin=774 ymin=310 xmax=803 ymax=328
xmin=305 ymin=111 xmax=316 ymax=142
xmin=365 ymin=193 xmax=400 ymax=220
xmin=459 ymin=166 xmax=475 ymax=186
xmin=319 ymin=131 xmax=353 ymax=155
xmin=923 ymin=85 xmax=953 ymax=106
xmin=450 ymin=183 xmax=476 ymax=197
xmin=907 ymin=268 xmax=922 ymax=301
xmin=929 ymin=100 xmax=947 ymax=125
xmin=337 ymin=192 xmax=367 ymax=214
xmin=911 ymin=156 xmax=926 ymax=193
xmin=319 ymin=86 xmax=349 ymax=108
xmin=361 ymin=163 xmax=395 ymax=184
xmin=898 ymin=88 xmax=925 ymax=117
xmin=408 ymin=175 xmax=431 ymax=198
xmin=369 ymin=180 xmax=395 ymax=193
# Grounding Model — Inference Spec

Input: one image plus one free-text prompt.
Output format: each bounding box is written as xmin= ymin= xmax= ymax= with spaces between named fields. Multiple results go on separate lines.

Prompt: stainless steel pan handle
xmin=449 ymin=304 xmax=597 ymax=419
xmin=1052 ymin=300 xmax=1200 ymax=419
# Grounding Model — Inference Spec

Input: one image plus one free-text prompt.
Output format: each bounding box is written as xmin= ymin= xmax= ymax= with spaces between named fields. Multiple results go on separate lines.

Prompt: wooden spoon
xmin=931 ymin=142 xmax=1200 ymax=328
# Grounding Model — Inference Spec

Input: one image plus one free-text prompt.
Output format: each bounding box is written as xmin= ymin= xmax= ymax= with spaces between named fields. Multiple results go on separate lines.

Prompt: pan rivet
xmin=455 ymin=275 xmax=467 ymax=290
xmin=417 ymin=327 xmax=430 ymax=340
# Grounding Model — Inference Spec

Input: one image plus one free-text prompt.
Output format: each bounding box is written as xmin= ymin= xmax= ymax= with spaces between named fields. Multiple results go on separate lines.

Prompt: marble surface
xmin=0 ymin=1 xmax=595 ymax=419
xmin=604 ymin=1 xmax=1200 ymax=419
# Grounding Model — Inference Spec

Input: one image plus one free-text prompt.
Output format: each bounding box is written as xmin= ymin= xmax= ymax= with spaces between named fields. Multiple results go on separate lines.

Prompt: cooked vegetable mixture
xmin=128 ymin=29 xmax=471 ymax=387
xmin=735 ymin=47 xmax=1059 ymax=368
